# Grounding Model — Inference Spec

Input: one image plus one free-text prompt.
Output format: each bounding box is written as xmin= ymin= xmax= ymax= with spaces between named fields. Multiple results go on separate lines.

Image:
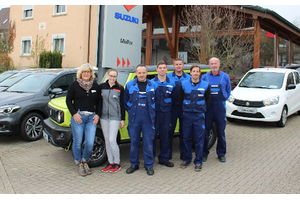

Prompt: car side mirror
xmin=287 ymin=84 xmax=296 ymax=90
xmin=51 ymin=88 xmax=63 ymax=95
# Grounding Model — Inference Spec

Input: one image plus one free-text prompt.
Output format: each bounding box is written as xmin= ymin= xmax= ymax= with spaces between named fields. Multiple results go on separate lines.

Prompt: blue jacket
xmin=124 ymin=78 xmax=157 ymax=127
xmin=179 ymin=79 xmax=210 ymax=114
xmin=167 ymin=71 xmax=191 ymax=106
xmin=151 ymin=76 xmax=176 ymax=113
xmin=201 ymin=70 xmax=231 ymax=101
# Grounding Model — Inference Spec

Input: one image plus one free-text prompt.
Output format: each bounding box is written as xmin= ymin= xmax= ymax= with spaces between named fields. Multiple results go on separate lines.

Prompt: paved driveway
xmin=1 ymin=114 xmax=300 ymax=194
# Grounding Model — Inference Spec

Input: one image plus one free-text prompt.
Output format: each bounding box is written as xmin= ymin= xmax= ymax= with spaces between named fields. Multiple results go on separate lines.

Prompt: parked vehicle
xmin=42 ymin=64 xmax=218 ymax=168
xmin=0 ymin=69 xmax=39 ymax=92
xmin=0 ymin=69 xmax=80 ymax=141
xmin=0 ymin=70 xmax=19 ymax=83
xmin=226 ymin=68 xmax=300 ymax=127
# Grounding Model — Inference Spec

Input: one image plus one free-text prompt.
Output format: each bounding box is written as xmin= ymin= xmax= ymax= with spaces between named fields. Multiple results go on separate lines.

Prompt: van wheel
xmin=277 ymin=107 xmax=287 ymax=127
xmin=85 ymin=128 xmax=107 ymax=168
xmin=20 ymin=112 xmax=44 ymax=141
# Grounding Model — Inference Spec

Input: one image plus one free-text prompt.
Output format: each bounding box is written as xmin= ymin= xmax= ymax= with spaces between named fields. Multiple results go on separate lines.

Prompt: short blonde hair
xmin=77 ymin=63 xmax=95 ymax=80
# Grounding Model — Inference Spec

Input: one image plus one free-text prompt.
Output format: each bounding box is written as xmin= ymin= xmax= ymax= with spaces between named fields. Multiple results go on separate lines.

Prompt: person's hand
xmin=73 ymin=113 xmax=82 ymax=124
xmin=93 ymin=114 xmax=100 ymax=125
xmin=120 ymin=120 xmax=125 ymax=128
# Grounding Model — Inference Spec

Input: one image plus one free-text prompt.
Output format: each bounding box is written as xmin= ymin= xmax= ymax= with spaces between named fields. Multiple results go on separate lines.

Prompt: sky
xmin=1 ymin=3 xmax=300 ymax=25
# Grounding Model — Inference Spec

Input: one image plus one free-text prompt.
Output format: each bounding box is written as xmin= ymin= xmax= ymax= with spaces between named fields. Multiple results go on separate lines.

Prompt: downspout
xmin=87 ymin=5 xmax=91 ymax=63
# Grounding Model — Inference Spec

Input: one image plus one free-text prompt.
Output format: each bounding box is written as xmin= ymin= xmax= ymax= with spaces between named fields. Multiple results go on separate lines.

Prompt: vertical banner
xmin=102 ymin=5 xmax=143 ymax=69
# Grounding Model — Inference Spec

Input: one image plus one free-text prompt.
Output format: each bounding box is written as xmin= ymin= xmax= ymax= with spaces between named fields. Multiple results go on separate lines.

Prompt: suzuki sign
xmin=101 ymin=5 xmax=142 ymax=69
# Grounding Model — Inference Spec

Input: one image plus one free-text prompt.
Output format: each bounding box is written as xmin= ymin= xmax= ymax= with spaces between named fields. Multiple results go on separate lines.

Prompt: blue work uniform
xmin=124 ymin=78 xmax=157 ymax=168
xmin=166 ymin=71 xmax=191 ymax=159
xmin=179 ymin=79 xmax=210 ymax=165
xmin=201 ymin=70 xmax=231 ymax=157
xmin=151 ymin=76 xmax=175 ymax=163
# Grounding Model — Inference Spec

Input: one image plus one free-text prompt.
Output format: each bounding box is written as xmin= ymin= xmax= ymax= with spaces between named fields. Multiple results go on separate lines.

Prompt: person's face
xmin=209 ymin=58 xmax=220 ymax=72
xmin=190 ymin=67 xmax=201 ymax=81
xmin=107 ymin=71 xmax=118 ymax=85
xmin=81 ymin=69 xmax=92 ymax=81
xmin=156 ymin=64 xmax=168 ymax=76
xmin=173 ymin=60 xmax=184 ymax=72
xmin=136 ymin=66 xmax=148 ymax=82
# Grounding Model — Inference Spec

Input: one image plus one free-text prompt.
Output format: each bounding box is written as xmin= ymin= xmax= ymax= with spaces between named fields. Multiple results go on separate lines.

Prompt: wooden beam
xmin=145 ymin=14 xmax=153 ymax=65
xmin=275 ymin=30 xmax=278 ymax=68
xmin=253 ymin=19 xmax=260 ymax=68
xmin=171 ymin=5 xmax=180 ymax=63
xmin=158 ymin=5 xmax=175 ymax=59
xmin=289 ymin=38 xmax=292 ymax=65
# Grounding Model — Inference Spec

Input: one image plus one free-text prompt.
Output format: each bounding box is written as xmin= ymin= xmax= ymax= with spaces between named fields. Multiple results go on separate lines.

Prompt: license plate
xmin=43 ymin=131 xmax=49 ymax=142
xmin=237 ymin=106 xmax=257 ymax=114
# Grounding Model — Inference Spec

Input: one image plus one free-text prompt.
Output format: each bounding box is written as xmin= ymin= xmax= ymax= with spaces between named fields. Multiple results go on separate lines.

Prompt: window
xmin=23 ymin=5 xmax=33 ymax=19
xmin=293 ymin=72 xmax=300 ymax=84
xmin=50 ymin=74 xmax=76 ymax=92
xmin=54 ymin=5 xmax=66 ymax=15
xmin=287 ymin=73 xmax=295 ymax=86
xmin=52 ymin=34 xmax=65 ymax=54
xmin=21 ymin=37 xmax=32 ymax=56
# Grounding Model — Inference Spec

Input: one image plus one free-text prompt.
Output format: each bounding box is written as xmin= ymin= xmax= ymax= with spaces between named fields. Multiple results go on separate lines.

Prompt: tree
xmin=0 ymin=21 xmax=16 ymax=72
xmin=29 ymin=34 xmax=49 ymax=68
xmin=293 ymin=16 xmax=300 ymax=28
xmin=180 ymin=5 xmax=255 ymax=77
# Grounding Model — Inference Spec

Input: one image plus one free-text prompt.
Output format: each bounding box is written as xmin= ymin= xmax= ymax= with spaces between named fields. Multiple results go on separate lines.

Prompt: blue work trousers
xmin=181 ymin=112 xmax=205 ymax=165
xmin=168 ymin=105 xmax=184 ymax=159
xmin=153 ymin=112 xmax=171 ymax=163
xmin=71 ymin=114 xmax=96 ymax=164
xmin=203 ymin=101 xmax=227 ymax=157
xmin=127 ymin=98 xmax=155 ymax=168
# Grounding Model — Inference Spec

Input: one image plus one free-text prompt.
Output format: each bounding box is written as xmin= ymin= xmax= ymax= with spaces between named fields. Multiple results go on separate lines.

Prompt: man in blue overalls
xmin=124 ymin=64 xmax=157 ymax=175
xmin=167 ymin=58 xmax=191 ymax=160
xmin=178 ymin=65 xmax=211 ymax=171
xmin=201 ymin=57 xmax=231 ymax=162
xmin=152 ymin=61 xmax=176 ymax=167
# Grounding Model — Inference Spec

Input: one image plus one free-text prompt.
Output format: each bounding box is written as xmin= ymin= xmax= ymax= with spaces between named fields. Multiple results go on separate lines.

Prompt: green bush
xmin=39 ymin=50 xmax=62 ymax=68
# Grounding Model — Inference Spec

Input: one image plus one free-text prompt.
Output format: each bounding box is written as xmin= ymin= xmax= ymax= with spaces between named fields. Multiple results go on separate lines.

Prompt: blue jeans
xmin=71 ymin=114 xmax=97 ymax=164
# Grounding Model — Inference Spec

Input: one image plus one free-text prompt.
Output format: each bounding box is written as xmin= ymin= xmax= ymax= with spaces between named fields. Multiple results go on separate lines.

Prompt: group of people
xmin=66 ymin=57 xmax=231 ymax=176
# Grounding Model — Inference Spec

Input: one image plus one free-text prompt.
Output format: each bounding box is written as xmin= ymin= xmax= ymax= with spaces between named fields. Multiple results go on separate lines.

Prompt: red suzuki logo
xmin=124 ymin=5 xmax=136 ymax=12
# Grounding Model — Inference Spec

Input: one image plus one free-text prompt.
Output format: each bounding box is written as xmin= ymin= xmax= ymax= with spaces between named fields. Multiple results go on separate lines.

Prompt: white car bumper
xmin=226 ymin=101 xmax=283 ymax=122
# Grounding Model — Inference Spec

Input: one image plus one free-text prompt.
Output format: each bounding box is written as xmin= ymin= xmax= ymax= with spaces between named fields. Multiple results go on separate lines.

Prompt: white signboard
xmin=102 ymin=5 xmax=142 ymax=69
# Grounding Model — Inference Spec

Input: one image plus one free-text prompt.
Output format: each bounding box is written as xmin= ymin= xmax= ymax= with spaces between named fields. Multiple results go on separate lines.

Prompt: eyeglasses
xmin=82 ymin=71 xmax=91 ymax=74
xmin=108 ymin=75 xmax=118 ymax=78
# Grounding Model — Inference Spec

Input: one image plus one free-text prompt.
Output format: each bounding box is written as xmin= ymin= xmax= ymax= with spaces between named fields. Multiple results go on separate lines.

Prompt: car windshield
xmin=7 ymin=74 xmax=57 ymax=93
xmin=101 ymin=70 xmax=130 ymax=86
xmin=239 ymin=72 xmax=284 ymax=89
xmin=0 ymin=72 xmax=15 ymax=82
xmin=0 ymin=72 xmax=32 ymax=87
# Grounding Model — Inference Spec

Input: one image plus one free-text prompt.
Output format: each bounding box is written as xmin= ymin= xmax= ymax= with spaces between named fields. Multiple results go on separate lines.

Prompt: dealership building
xmin=8 ymin=5 xmax=300 ymax=69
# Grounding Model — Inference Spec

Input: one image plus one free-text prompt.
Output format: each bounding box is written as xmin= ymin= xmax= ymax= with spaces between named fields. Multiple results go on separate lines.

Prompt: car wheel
xmin=277 ymin=107 xmax=287 ymax=127
xmin=192 ymin=122 xmax=217 ymax=149
xmin=20 ymin=112 xmax=44 ymax=141
xmin=84 ymin=128 xmax=107 ymax=168
xmin=208 ymin=122 xmax=217 ymax=149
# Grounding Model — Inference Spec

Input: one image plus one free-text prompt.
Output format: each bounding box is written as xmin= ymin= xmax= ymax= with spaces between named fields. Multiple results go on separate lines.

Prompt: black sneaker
xmin=195 ymin=164 xmax=202 ymax=172
xmin=126 ymin=165 xmax=139 ymax=174
xmin=159 ymin=160 xmax=174 ymax=167
xmin=218 ymin=156 xmax=226 ymax=162
xmin=180 ymin=161 xmax=190 ymax=168
xmin=145 ymin=167 xmax=154 ymax=175
xmin=202 ymin=156 xmax=208 ymax=162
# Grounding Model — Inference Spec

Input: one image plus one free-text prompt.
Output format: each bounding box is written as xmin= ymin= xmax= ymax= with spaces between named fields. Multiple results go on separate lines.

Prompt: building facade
xmin=9 ymin=5 xmax=300 ymax=69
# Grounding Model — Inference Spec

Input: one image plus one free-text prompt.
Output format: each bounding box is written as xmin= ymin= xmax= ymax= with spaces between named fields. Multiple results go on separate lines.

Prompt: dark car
xmin=0 ymin=70 xmax=19 ymax=83
xmin=0 ymin=69 xmax=39 ymax=92
xmin=0 ymin=68 xmax=79 ymax=141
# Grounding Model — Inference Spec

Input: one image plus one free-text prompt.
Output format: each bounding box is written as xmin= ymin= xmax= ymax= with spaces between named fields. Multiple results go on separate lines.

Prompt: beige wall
xmin=9 ymin=5 xmax=99 ymax=69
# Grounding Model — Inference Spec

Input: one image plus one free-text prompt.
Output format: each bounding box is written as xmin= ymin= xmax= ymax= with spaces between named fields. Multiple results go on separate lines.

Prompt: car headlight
xmin=57 ymin=111 xmax=64 ymax=124
xmin=0 ymin=105 xmax=21 ymax=114
xmin=263 ymin=96 xmax=279 ymax=106
xmin=227 ymin=95 xmax=235 ymax=104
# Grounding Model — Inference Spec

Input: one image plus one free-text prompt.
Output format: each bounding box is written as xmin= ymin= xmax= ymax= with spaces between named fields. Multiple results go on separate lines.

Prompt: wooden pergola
xmin=142 ymin=5 xmax=300 ymax=68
